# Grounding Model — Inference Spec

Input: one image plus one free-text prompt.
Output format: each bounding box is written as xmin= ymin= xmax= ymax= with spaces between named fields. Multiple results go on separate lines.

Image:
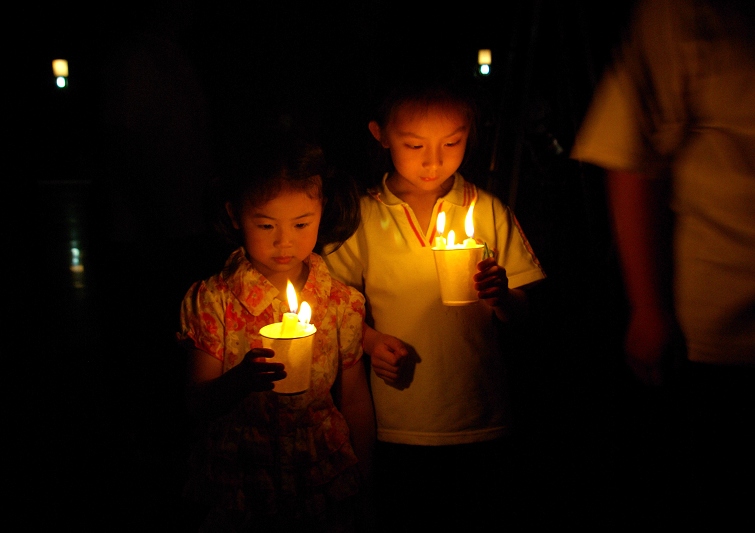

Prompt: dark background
xmin=24 ymin=0 xmax=683 ymax=529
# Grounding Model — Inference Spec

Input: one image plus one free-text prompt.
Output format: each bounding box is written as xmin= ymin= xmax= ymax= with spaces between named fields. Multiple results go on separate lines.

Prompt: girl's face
xmin=371 ymin=103 xmax=469 ymax=196
xmin=228 ymin=188 xmax=322 ymax=288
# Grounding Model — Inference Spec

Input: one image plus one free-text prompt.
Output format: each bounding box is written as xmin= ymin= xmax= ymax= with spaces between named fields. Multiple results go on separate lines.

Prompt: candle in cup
xmin=431 ymin=203 xmax=486 ymax=305
xmin=432 ymin=203 xmax=483 ymax=250
xmin=280 ymin=281 xmax=300 ymax=337
xmin=259 ymin=281 xmax=317 ymax=394
xmin=277 ymin=280 xmax=316 ymax=338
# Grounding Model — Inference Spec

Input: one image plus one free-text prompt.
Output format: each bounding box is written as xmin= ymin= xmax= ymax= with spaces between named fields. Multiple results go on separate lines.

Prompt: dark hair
xmin=367 ymin=72 xmax=483 ymax=185
xmin=210 ymin=129 xmax=360 ymax=254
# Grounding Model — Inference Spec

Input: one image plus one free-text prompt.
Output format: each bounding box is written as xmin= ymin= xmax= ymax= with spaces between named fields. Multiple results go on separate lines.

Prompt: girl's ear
xmin=225 ymin=201 xmax=240 ymax=230
xmin=368 ymin=121 xmax=388 ymax=147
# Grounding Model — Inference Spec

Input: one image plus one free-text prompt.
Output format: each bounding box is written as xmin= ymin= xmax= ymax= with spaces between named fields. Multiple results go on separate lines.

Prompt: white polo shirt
xmin=324 ymin=173 xmax=546 ymax=445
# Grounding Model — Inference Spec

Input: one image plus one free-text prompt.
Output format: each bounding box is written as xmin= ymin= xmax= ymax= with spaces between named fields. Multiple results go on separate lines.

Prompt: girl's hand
xmin=371 ymin=334 xmax=409 ymax=384
xmin=241 ymin=348 xmax=287 ymax=392
xmin=365 ymin=328 xmax=409 ymax=385
xmin=474 ymin=256 xmax=529 ymax=322
xmin=474 ymin=256 xmax=509 ymax=309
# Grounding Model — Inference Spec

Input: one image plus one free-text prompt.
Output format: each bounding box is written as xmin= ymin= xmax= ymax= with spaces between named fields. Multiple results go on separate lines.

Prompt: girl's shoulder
xmin=308 ymin=254 xmax=366 ymax=316
xmin=330 ymin=276 xmax=365 ymax=305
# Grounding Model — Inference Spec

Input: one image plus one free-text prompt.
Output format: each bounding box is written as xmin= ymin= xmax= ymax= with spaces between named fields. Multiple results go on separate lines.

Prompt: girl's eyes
xmin=403 ymin=141 xmax=461 ymax=149
xmin=255 ymin=222 xmax=311 ymax=230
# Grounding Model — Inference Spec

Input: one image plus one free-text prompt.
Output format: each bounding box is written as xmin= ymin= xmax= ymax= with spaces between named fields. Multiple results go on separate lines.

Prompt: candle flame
xmin=298 ymin=301 xmax=312 ymax=325
xmin=286 ymin=280 xmax=298 ymax=314
xmin=448 ymin=230 xmax=456 ymax=247
xmin=465 ymin=202 xmax=475 ymax=238
xmin=436 ymin=211 xmax=446 ymax=235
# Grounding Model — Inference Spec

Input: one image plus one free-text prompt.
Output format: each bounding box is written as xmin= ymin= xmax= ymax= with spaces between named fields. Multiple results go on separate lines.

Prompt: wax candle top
xmin=431 ymin=204 xmax=484 ymax=250
xmin=273 ymin=280 xmax=317 ymax=338
xmin=434 ymin=229 xmax=483 ymax=250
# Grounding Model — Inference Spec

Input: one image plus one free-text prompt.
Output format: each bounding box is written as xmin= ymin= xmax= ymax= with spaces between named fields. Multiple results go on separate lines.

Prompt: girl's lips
xmin=274 ymin=256 xmax=293 ymax=264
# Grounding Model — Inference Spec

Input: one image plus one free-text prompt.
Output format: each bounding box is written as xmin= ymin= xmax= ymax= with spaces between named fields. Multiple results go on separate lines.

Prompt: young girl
xmin=177 ymin=131 xmax=375 ymax=532
xmin=323 ymin=74 xmax=547 ymax=529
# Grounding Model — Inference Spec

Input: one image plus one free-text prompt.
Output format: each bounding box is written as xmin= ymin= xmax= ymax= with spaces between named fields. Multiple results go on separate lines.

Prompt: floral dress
xmin=178 ymin=248 xmax=366 ymax=526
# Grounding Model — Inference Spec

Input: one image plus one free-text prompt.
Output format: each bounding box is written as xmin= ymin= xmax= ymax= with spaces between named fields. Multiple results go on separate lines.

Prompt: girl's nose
xmin=423 ymin=145 xmax=442 ymax=169
xmin=275 ymin=227 xmax=293 ymax=247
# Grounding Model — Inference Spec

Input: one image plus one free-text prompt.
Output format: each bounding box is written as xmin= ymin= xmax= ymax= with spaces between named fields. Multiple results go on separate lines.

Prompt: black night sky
xmin=22 ymin=1 xmax=676 ymax=530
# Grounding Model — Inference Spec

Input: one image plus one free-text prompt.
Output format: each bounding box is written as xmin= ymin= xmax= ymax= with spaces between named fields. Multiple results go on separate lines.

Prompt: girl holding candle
xmin=177 ymin=129 xmax=375 ymax=532
xmin=323 ymin=70 xmax=546 ymax=530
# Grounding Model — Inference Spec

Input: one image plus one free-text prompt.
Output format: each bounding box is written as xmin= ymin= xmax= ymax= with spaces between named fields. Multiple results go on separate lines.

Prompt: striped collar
xmin=368 ymin=172 xmax=478 ymax=247
xmin=368 ymin=172 xmax=477 ymax=208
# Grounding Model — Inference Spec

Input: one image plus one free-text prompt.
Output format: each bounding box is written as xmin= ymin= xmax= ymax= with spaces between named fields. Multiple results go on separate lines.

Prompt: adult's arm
xmin=606 ymin=169 xmax=677 ymax=385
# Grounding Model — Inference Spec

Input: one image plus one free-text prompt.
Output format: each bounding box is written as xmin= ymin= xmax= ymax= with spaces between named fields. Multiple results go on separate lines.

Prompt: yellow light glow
xmin=436 ymin=211 xmax=446 ymax=235
xmin=286 ymin=280 xmax=298 ymax=313
xmin=298 ymin=301 xmax=312 ymax=325
xmin=478 ymin=49 xmax=491 ymax=66
xmin=52 ymin=59 xmax=69 ymax=77
xmin=465 ymin=202 xmax=475 ymax=238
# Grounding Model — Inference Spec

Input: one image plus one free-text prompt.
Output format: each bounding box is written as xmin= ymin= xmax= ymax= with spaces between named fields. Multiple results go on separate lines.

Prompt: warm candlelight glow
xmin=434 ymin=205 xmax=480 ymax=250
xmin=286 ymin=280 xmax=298 ymax=313
xmin=280 ymin=280 xmax=300 ymax=337
xmin=298 ymin=301 xmax=312 ymax=325
xmin=462 ymin=203 xmax=477 ymax=247
xmin=465 ymin=202 xmax=475 ymax=238
xmin=434 ymin=212 xmax=447 ymax=249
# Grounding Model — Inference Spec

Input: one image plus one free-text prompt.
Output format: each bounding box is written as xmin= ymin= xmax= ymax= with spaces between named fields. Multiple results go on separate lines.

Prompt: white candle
xmin=280 ymin=312 xmax=299 ymax=337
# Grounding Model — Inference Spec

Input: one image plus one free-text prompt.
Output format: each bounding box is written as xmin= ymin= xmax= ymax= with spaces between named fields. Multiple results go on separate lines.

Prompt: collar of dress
xmin=221 ymin=248 xmax=332 ymax=326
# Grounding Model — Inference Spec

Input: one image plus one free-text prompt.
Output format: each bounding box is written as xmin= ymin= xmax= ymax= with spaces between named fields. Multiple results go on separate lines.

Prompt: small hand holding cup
xmin=242 ymin=348 xmax=287 ymax=392
xmin=474 ymin=255 xmax=515 ymax=322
